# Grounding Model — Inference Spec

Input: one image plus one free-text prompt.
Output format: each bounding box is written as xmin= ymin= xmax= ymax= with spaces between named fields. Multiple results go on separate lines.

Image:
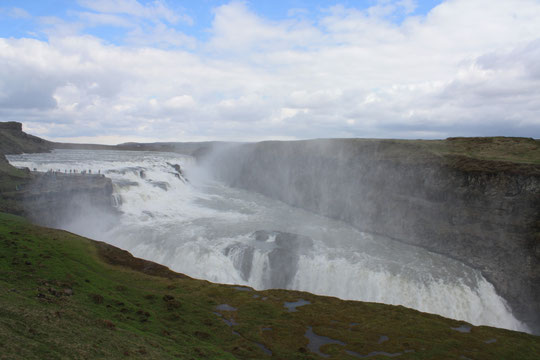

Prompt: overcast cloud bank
xmin=0 ymin=0 xmax=539 ymax=143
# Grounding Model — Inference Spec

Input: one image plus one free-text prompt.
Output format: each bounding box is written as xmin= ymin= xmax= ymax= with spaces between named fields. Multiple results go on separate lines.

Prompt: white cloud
xmin=208 ymin=2 xmax=321 ymax=53
xmin=125 ymin=22 xmax=196 ymax=48
xmin=77 ymin=0 xmax=191 ymax=25
xmin=47 ymin=1 xmax=196 ymax=48
xmin=75 ymin=11 xmax=133 ymax=28
xmin=1 ymin=0 xmax=539 ymax=142
xmin=8 ymin=7 xmax=31 ymax=19
xmin=165 ymin=95 xmax=195 ymax=109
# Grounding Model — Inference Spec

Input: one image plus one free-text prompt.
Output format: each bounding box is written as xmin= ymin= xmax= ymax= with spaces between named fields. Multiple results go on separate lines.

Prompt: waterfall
xmin=7 ymin=149 xmax=530 ymax=333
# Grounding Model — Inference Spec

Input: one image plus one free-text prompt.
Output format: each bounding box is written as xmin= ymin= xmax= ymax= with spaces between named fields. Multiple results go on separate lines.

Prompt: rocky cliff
xmin=0 ymin=122 xmax=117 ymax=228
xmin=1 ymin=171 xmax=118 ymax=229
xmin=207 ymin=138 xmax=540 ymax=333
xmin=0 ymin=121 xmax=52 ymax=154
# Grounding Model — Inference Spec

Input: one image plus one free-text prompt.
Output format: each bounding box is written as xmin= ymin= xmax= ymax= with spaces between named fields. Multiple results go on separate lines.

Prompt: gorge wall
xmin=0 ymin=122 xmax=116 ymax=228
xmin=206 ymin=138 xmax=540 ymax=333
xmin=1 ymin=170 xmax=117 ymax=229
xmin=21 ymin=172 xmax=118 ymax=229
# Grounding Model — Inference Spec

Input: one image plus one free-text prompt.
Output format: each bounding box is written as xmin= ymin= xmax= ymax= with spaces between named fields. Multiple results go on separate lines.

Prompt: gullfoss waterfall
xmin=7 ymin=149 xmax=528 ymax=332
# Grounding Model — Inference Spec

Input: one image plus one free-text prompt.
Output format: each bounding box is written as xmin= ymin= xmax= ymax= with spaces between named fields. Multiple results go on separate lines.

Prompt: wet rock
xmin=254 ymin=230 xmax=313 ymax=289
xmin=149 ymin=181 xmax=169 ymax=191
xmin=223 ymin=244 xmax=253 ymax=281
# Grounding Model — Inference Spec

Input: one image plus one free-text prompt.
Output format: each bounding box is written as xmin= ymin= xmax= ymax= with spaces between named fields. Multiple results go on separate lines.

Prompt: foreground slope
xmin=0 ymin=213 xmax=539 ymax=359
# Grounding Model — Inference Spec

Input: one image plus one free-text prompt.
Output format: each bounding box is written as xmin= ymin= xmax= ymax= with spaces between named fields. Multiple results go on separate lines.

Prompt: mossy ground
xmin=340 ymin=137 xmax=540 ymax=164
xmin=0 ymin=212 xmax=539 ymax=359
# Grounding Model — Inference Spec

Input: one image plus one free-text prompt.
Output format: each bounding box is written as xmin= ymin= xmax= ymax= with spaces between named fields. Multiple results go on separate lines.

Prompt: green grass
xmin=421 ymin=137 xmax=540 ymax=165
xmin=0 ymin=212 xmax=539 ymax=359
xmin=336 ymin=137 xmax=540 ymax=165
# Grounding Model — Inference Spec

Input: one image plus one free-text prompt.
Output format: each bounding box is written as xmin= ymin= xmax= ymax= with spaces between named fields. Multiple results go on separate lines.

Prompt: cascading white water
xmin=7 ymin=149 xmax=529 ymax=332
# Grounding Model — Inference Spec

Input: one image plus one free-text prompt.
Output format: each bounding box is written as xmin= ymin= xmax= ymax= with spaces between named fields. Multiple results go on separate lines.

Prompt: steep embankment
xmin=1 ymin=212 xmax=539 ymax=359
xmin=207 ymin=137 xmax=540 ymax=333
xmin=0 ymin=122 xmax=116 ymax=224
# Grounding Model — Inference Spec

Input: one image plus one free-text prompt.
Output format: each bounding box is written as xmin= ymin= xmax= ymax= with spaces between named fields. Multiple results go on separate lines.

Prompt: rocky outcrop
xmin=208 ymin=139 xmax=540 ymax=333
xmin=0 ymin=121 xmax=23 ymax=131
xmin=0 ymin=122 xmax=116 ymax=227
xmin=0 ymin=121 xmax=52 ymax=154
xmin=2 ymin=172 xmax=118 ymax=229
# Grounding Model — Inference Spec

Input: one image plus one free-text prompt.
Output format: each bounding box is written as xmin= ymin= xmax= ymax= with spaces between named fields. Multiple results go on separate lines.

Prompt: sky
xmin=0 ymin=0 xmax=539 ymax=144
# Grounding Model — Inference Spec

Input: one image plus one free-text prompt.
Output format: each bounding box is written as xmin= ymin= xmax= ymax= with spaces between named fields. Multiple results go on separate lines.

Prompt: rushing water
xmin=7 ymin=149 xmax=528 ymax=332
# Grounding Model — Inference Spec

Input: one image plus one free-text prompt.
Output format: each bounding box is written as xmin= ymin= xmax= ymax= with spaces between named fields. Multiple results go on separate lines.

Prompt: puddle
xmin=451 ymin=325 xmax=472 ymax=333
xmin=234 ymin=286 xmax=253 ymax=292
xmin=216 ymin=304 xmax=237 ymax=311
xmin=484 ymin=338 xmax=497 ymax=344
xmin=214 ymin=311 xmax=271 ymax=356
xmin=262 ymin=296 xmax=268 ymax=301
xmin=346 ymin=350 xmax=414 ymax=358
xmin=378 ymin=335 xmax=389 ymax=344
xmin=350 ymin=322 xmax=360 ymax=326
xmin=222 ymin=318 xmax=237 ymax=327
xmin=256 ymin=342 xmax=272 ymax=356
xmin=213 ymin=309 xmax=237 ymax=327
xmin=262 ymin=327 xmax=272 ymax=331
xmin=284 ymin=299 xmax=311 ymax=312
xmin=253 ymin=294 xmax=260 ymax=299
xmin=305 ymin=326 xmax=345 ymax=357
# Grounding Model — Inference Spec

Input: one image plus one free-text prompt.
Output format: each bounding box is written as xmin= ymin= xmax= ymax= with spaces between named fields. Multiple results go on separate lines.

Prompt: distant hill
xmin=0 ymin=121 xmax=226 ymax=160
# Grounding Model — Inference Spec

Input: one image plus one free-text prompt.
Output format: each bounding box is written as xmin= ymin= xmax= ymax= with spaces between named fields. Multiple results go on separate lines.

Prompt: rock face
xmin=0 ymin=122 xmax=116 ymax=229
xmin=224 ymin=230 xmax=313 ymax=288
xmin=0 ymin=122 xmax=23 ymax=131
xmin=208 ymin=139 xmax=540 ymax=333
xmin=3 ymin=172 xmax=118 ymax=230
xmin=0 ymin=121 xmax=52 ymax=154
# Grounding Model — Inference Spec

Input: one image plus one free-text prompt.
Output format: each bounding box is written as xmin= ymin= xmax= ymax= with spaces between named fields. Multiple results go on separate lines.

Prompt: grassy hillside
xmin=1 ymin=212 xmax=539 ymax=359
xmin=323 ymin=137 xmax=540 ymax=165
